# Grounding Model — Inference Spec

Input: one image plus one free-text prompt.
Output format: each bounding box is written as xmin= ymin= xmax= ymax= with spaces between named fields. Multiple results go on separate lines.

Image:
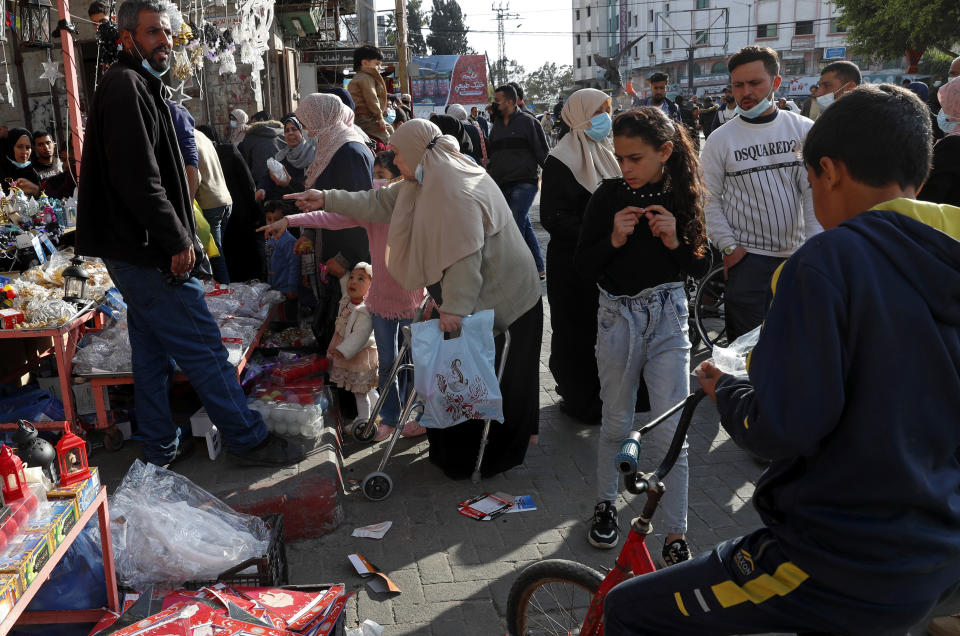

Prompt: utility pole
xmin=491 ymin=2 xmax=520 ymax=86
xmin=395 ymin=0 xmax=409 ymax=94
xmin=357 ymin=0 xmax=377 ymax=44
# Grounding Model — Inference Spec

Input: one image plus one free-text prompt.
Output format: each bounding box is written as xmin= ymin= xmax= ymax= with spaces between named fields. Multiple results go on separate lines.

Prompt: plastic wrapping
xmin=73 ymin=318 xmax=132 ymax=374
xmin=110 ymin=460 xmax=270 ymax=589
xmin=710 ymin=326 xmax=761 ymax=377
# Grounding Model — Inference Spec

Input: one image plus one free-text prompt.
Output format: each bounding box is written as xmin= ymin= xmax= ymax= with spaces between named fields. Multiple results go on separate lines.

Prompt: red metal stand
xmin=0 ymin=487 xmax=120 ymax=631
xmin=0 ymin=306 xmax=103 ymax=434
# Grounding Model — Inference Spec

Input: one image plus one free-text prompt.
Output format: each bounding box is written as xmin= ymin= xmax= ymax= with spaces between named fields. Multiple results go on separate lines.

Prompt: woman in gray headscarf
xmin=255 ymin=114 xmax=317 ymax=202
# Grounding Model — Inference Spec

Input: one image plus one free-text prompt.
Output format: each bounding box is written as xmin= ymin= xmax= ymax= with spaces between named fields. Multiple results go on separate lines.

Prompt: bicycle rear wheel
xmin=693 ymin=265 xmax=729 ymax=349
xmin=506 ymin=559 xmax=605 ymax=635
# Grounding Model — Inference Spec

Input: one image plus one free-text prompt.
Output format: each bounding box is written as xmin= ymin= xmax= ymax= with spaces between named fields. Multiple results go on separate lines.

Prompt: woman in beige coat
xmin=285 ymin=119 xmax=542 ymax=479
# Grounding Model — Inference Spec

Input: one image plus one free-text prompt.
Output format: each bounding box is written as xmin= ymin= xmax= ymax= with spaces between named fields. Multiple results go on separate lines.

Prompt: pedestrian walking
xmin=919 ymin=76 xmax=960 ymax=207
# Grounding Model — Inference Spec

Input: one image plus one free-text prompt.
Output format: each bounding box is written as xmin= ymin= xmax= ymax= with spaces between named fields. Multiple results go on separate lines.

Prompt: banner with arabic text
xmin=410 ymin=54 xmax=489 ymax=108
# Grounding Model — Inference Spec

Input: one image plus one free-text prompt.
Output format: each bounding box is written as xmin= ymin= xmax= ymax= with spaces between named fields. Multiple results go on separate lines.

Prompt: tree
xmin=407 ymin=0 xmax=428 ymax=56
xmin=426 ymin=0 xmax=470 ymax=55
xmin=491 ymin=58 xmax=525 ymax=88
xmin=522 ymin=62 xmax=574 ymax=105
xmin=834 ymin=0 xmax=960 ymax=60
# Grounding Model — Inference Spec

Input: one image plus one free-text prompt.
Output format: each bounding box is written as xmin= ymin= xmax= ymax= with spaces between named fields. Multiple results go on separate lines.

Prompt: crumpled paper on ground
xmin=351 ymin=521 xmax=392 ymax=539
xmin=346 ymin=619 xmax=384 ymax=636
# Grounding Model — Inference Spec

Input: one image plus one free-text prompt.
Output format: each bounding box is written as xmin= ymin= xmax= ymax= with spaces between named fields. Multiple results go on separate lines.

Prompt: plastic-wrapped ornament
xmin=172 ymin=48 xmax=192 ymax=81
xmin=218 ymin=51 xmax=237 ymax=76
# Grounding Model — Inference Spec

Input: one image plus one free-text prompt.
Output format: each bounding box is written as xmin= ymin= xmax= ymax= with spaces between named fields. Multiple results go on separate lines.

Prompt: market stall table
xmin=0 ymin=486 xmax=120 ymax=632
xmin=79 ymin=306 xmax=278 ymax=448
xmin=0 ymin=304 xmax=104 ymax=435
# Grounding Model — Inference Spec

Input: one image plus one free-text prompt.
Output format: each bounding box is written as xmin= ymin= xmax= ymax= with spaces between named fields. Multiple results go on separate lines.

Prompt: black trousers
xmin=426 ymin=299 xmax=543 ymax=479
xmin=604 ymin=528 xmax=937 ymax=636
xmin=546 ymin=240 xmax=603 ymax=419
xmin=724 ymin=253 xmax=784 ymax=342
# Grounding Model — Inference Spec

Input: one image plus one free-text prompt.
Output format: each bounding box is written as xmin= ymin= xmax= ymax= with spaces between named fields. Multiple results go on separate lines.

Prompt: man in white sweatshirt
xmin=701 ymin=46 xmax=822 ymax=340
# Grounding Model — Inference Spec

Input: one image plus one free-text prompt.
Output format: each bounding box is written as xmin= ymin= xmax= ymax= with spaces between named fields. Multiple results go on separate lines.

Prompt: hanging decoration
xmin=170 ymin=80 xmax=192 ymax=105
xmin=38 ymin=60 xmax=62 ymax=85
xmin=95 ymin=19 xmax=121 ymax=69
xmin=171 ymin=47 xmax=192 ymax=80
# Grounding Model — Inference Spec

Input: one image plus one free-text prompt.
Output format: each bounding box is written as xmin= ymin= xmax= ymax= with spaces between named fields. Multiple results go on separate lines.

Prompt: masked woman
xmin=285 ymin=119 xmax=542 ymax=479
xmin=1 ymin=128 xmax=41 ymax=195
xmin=255 ymin=114 xmax=317 ymax=203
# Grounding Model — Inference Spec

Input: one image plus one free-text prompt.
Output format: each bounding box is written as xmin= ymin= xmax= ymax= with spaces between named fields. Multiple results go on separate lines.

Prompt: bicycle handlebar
xmin=621 ymin=389 xmax=707 ymax=496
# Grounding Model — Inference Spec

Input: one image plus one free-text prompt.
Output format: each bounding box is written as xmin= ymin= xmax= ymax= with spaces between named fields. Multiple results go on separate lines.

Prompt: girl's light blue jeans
xmin=595 ymin=281 xmax=690 ymax=535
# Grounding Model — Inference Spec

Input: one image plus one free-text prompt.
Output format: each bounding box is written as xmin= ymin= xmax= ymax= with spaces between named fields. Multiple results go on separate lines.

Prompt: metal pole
xmin=357 ymin=0 xmax=376 ymax=44
xmin=55 ymin=0 xmax=84 ymax=166
xmin=688 ymin=46 xmax=695 ymax=93
xmin=395 ymin=0 xmax=408 ymax=93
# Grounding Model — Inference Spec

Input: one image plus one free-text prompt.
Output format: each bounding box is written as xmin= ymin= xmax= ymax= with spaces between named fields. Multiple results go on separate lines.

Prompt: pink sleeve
xmin=286 ymin=211 xmax=364 ymax=231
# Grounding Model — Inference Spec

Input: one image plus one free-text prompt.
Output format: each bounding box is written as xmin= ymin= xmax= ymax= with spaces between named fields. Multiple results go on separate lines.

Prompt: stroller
xmin=347 ymin=296 xmax=511 ymax=501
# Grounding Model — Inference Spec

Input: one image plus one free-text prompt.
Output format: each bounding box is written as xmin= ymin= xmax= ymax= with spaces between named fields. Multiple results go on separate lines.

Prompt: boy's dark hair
xmin=353 ymin=44 xmax=383 ymax=71
xmin=88 ymin=1 xmax=106 ymax=16
xmin=495 ymin=84 xmax=518 ymax=104
xmin=251 ymin=110 xmax=271 ymax=122
xmin=612 ymin=107 xmax=707 ymax=258
xmin=263 ymin=200 xmax=288 ymax=216
xmin=803 ymin=84 xmax=932 ymax=190
xmin=821 ymin=61 xmax=862 ymax=87
xmin=374 ymin=149 xmax=401 ymax=178
xmin=508 ymin=81 xmax=524 ymax=102
xmin=32 ymin=130 xmax=52 ymax=142
xmin=728 ymin=45 xmax=780 ymax=78
xmin=649 ymin=72 xmax=669 ymax=84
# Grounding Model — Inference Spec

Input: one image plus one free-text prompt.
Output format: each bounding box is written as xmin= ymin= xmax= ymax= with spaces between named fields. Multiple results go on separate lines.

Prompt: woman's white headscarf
xmin=445 ymin=103 xmax=469 ymax=122
xmin=229 ymin=108 xmax=248 ymax=146
xmin=297 ymin=94 xmax=367 ymax=188
xmin=385 ymin=119 xmax=511 ymax=289
xmin=549 ymin=88 xmax=620 ymax=192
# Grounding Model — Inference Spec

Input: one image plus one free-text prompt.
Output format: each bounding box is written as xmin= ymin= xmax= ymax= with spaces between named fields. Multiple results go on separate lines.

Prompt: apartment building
xmin=571 ymin=0 xmax=889 ymax=98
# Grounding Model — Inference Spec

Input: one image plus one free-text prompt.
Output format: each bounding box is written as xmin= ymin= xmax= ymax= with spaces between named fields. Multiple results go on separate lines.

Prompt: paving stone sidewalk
xmin=286 ymin=197 xmax=773 ymax=635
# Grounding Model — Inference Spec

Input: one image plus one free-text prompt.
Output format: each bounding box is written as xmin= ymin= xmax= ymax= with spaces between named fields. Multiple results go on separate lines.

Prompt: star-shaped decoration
xmin=39 ymin=61 xmax=63 ymax=86
xmin=170 ymin=80 xmax=192 ymax=105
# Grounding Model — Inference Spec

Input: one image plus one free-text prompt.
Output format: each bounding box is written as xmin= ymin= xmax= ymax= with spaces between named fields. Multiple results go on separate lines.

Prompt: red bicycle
xmin=506 ymin=390 xmax=707 ymax=636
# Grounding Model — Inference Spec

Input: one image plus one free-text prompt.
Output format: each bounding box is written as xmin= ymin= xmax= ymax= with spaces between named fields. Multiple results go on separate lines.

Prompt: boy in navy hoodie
xmin=604 ymin=84 xmax=960 ymax=635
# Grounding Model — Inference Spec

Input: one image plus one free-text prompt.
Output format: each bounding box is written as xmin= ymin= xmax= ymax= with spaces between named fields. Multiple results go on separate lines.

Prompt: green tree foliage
xmin=522 ymin=62 xmax=574 ymax=104
xmin=426 ymin=0 xmax=470 ymax=55
xmin=491 ymin=58 xmax=525 ymax=89
xmin=834 ymin=0 xmax=960 ymax=59
xmin=407 ymin=0 xmax=428 ymax=56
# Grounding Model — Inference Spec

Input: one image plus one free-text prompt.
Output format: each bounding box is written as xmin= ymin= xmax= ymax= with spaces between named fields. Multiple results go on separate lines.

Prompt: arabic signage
xmin=312 ymin=46 xmax=398 ymax=67
xmin=410 ymin=54 xmax=489 ymax=107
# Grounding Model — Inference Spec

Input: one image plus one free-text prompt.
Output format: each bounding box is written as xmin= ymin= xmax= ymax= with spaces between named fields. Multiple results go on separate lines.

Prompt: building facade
xmin=571 ymin=0 xmax=900 ymax=100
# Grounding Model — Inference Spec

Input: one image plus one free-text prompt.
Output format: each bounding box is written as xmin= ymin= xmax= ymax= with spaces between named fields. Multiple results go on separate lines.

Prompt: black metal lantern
xmin=19 ymin=0 xmax=53 ymax=48
xmin=13 ymin=421 xmax=58 ymax=484
xmin=63 ymin=255 xmax=89 ymax=303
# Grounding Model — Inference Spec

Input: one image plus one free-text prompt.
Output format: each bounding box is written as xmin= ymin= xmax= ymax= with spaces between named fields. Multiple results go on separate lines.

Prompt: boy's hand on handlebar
xmin=695 ymin=360 xmax=724 ymax=402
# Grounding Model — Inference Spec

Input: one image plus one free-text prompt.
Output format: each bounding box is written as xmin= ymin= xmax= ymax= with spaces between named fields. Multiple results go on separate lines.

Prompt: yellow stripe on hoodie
xmin=872 ymin=198 xmax=960 ymax=242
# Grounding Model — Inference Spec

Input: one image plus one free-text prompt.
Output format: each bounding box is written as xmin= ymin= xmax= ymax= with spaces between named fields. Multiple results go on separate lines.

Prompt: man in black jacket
xmin=77 ymin=0 xmax=304 ymax=468
xmin=488 ymin=83 xmax=548 ymax=276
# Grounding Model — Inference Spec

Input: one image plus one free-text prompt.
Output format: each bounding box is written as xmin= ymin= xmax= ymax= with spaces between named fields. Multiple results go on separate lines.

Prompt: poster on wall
xmin=409 ymin=54 xmax=489 ymax=111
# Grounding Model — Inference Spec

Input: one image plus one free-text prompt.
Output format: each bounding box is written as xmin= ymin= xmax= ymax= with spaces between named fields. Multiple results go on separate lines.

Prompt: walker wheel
xmin=351 ymin=420 xmax=378 ymax=444
xmin=361 ymin=471 xmax=393 ymax=501
xmin=103 ymin=427 xmax=124 ymax=452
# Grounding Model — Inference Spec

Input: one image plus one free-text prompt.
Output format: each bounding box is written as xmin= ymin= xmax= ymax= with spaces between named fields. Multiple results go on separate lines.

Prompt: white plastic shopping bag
xmin=411 ymin=309 xmax=504 ymax=428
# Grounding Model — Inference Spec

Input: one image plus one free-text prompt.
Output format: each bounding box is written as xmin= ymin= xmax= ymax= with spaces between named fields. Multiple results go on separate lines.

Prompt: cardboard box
xmin=35 ymin=377 xmax=109 ymax=416
xmin=0 ymin=533 xmax=52 ymax=591
xmin=23 ymin=500 xmax=78 ymax=549
xmin=48 ymin=466 xmax=100 ymax=513
xmin=0 ymin=308 xmax=24 ymax=329
xmin=0 ymin=574 xmax=19 ymax=623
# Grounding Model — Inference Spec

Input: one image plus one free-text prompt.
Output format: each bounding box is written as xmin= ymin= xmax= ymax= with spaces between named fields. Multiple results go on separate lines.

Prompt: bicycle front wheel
xmin=693 ymin=265 xmax=729 ymax=350
xmin=506 ymin=559 xmax=605 ymax=635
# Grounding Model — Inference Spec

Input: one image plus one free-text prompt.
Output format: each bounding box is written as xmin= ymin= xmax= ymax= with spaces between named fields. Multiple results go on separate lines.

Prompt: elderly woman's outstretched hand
xmin=284 ymin=189 xmax=325 ymax=212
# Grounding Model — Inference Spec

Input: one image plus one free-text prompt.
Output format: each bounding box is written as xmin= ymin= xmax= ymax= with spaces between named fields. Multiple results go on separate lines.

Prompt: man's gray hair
xmin=117 ymin=0 xmax=165 ymax=33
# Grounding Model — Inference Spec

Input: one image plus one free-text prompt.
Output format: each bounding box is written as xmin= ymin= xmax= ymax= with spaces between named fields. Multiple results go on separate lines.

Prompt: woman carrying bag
xmin=284 ymin=119 xmax=542 ymax=479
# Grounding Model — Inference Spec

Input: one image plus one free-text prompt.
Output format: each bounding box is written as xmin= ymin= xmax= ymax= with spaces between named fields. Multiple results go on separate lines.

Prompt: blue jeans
xmin=503 ymin=183 xmax=544 ymax=272
xmin=595 ymin=282 xmax=690 ymax=535
xmin=103 ymin=259 xmax=267 ymax=464
xmin=372 ymin=314 xmax=413 ymax=427
xmin=202 ymin=204 xmax=232 ymax=284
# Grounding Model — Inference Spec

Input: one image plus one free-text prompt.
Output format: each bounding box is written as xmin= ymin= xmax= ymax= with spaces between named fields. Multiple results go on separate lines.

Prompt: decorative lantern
xmin=13 ymin=420 xmax=58 ymax=483
xmin=55 ymin=430 xmax=90 ymax=486
xmin=18 ymin=0 xmax=53 ymax=48
xmin=0 ymin=445 xmax=34 ymax=507
xmin=62 ymin=255 xmax=89 ymax=304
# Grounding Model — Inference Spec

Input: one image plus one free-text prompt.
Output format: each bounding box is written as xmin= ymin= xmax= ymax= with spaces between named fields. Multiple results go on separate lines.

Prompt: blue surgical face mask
xmin=230 ymin=121 xmax=238 ymax=128
xmin=10 ymin=158 xmax=30 ymax=169
xmin=584 ymin=113 xmax=612 ymax=141
xmin=938 ymin=109 xmax=958 ymax=135
xmin=385 ymin=108 xmax=396 ymax=124
xmin=735 ymin=91 xmax=774 ymax=119
xmin=415 ymin=163 xmax=424 ymax=184
xmin=133 ymin=41 xmax=169 ymax=78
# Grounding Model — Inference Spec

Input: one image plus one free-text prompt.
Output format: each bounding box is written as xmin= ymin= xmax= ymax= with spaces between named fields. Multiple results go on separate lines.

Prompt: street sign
xmin=310 ymin=46 xmax=398 ymax=66
xmin=824 ymin=47 xmax=846 ymax=60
